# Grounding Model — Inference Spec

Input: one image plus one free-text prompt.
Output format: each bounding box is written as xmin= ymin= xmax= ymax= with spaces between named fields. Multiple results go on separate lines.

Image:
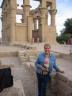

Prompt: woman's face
xmin=44 ymin=46 xmax=50 ymax=55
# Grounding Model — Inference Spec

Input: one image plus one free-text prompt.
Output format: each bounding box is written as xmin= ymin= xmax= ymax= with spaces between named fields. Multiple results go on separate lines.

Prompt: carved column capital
xmin=49 ymin=9 xmax=57 ymax=26
xmin=49 ymin=9 xmax=57 ymax=15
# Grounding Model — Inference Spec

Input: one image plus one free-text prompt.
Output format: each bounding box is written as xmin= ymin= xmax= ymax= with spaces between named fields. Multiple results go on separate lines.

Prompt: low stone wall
xmin=46 ymin=73 xmax=72 ymax=96
xmin=56 ymin=73 xmax=72 ymax=96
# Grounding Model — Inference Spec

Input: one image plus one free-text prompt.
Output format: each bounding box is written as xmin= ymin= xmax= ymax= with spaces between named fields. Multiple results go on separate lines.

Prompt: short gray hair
xmin=44 ymin=43 xmax=51 ymax=48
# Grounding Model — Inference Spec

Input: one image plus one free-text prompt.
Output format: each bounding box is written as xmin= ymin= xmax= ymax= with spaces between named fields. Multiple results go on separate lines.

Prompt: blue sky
xmin=0 ymin=0 xmax=72 ymax=37
xmin=56 ymin=0 xmax=72 ymax=35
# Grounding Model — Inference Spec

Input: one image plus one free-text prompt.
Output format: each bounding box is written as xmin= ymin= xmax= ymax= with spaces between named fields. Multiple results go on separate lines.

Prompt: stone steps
xmin=0 ymin=51 xmax=18 ymax=57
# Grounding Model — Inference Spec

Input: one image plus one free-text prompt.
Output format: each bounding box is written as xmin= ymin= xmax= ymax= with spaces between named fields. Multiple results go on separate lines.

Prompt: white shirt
xmin=44 ymin=57 xmax=49 ymax=68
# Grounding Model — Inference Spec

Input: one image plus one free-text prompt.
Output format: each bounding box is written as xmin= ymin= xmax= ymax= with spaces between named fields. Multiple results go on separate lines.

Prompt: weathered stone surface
xmin=55 ymin=73 xmax=72 ymax=96
xmin=0 ymin=87 xmax=21 ymax=96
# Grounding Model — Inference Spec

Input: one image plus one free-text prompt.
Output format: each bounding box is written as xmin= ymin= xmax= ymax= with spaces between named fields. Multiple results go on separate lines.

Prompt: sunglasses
xmin=44 ymin=47 xmax=50 ymax=50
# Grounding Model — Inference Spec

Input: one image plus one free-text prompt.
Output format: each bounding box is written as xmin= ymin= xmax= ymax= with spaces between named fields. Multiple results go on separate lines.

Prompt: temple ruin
xmin=1 ymin=0 xmax=57 ymax=44
xmin=0 ymin=1 xmax=72 ymax=96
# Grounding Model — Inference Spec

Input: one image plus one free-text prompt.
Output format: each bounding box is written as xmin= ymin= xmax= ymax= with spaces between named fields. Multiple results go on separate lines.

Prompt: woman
xmin=35 ymin=43 xmax=64 ymax=96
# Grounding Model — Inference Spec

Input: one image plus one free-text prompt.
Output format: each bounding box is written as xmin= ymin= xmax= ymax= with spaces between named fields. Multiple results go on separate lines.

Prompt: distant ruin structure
xmin=1 ymin=0 xmax=57 ymax=44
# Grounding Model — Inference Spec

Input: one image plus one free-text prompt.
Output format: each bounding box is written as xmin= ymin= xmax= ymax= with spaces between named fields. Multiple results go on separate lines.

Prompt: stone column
xmin=2 ymin=11 xmax=7 ymax=38
xmin=27 ymin=15 xmax=33 ymax=42
xmin=1 ymin=13 xmax=5 ymax=43
xmin=51 ymin=0 xmax=56 ymax=9
xmin=40 ymin=0 xmax=47 ymax=39
xmin=24 ymin=0 xmax=29 ymax=5
xmin=40 ymin=8 xmax=47 ymax=42
xmin=41 ymin=0 xmax=46 ymax=8
xmin=49 ymin=9 xmax=57 ymax=26
xmin=23 ymin=0 xmax=30 ymax=23
xmin=34 ymin=18 xmax=37 ymax=30
xmin=46 ymin=9 xmax=48 ymax=24
xmin=49 ymin=0 xmax=57 ymax=26
xmin=10 ymin=0 xmax=17 ymax=43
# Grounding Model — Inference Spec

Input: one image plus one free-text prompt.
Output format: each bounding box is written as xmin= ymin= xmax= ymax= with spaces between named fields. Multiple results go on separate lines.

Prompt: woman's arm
xmin=53 ymin=55 xmax=64 ymax=73
xmin=35 ymin=56 xmax=42 ymax=69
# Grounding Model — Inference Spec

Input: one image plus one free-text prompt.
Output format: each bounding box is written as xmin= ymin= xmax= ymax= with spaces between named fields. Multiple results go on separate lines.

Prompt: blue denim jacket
xmin=35 ymin=52 xmax=59 ymax=74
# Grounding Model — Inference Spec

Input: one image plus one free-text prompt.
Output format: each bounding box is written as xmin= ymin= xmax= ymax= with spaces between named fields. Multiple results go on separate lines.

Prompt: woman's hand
xmin=41 ymin=66 xmax=48 ymax=72
xmin=58 ymin=69 xmax=64 ymax=73
xmin=42 ymin=66 xmax=47 ymax=71
xmin=41 ymin=66 xmax=48 ymax=75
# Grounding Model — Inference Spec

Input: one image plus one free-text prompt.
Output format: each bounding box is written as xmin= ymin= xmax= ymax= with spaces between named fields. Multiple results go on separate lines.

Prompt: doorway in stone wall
xmin=32 ymin=29 xmax=39 ymax=43
xmin=32 ymin=17 xmax=42 ymax=43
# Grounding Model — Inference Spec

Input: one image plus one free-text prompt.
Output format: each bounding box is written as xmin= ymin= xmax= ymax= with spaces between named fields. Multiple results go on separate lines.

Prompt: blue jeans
xmin=36 ymin=72 xmax=51 ymax=96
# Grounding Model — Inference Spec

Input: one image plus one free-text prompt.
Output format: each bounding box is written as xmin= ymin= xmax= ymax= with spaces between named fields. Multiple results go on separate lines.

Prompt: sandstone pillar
xmin=41 ymin=0 xmax=46 ymax=8
xmin=51 ymin=0 xmax=56 ymax=9
xmin=27 ymin=16 xmax=33 ymax=42
xmin=49 ymin=9 xmax=57 ymax=26
xmin=23 ymin=0 xmax=30 ymax=23
xmin=40 ymin=8 xmax=47 ymax=42
xmin=50 ymin=0 xmax=57 ymax=26
xmin=34 ymin=18 xmax=37 ymax=30
xmin=10 ymin=0 xmax=17 ymax=43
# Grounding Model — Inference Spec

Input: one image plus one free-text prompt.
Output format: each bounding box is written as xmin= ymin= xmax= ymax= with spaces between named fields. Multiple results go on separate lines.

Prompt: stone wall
xmin=46 ymin=72 xmax=72 ymax=96
xmin=56 ymin=73 xmax=72 ymax=96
